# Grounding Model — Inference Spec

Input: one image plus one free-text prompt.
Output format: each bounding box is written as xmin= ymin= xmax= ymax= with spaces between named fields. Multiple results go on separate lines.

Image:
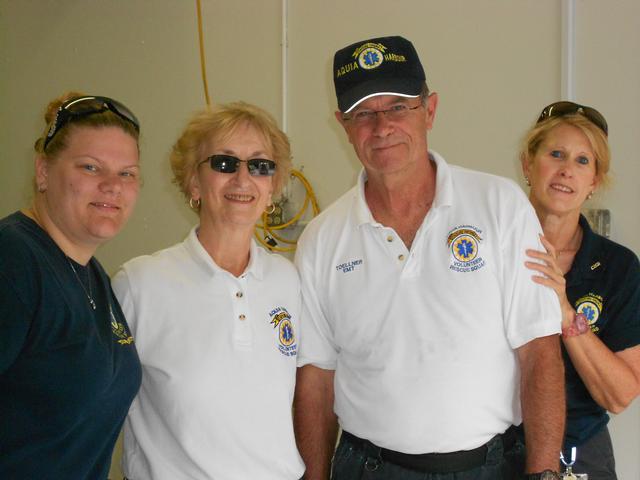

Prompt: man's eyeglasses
xmin=199 ymin=154 xmax=277 ymax=177
xmin=343 ymin=103 xmax=423 ymax=125
xmin=536 ymin=101 xmax=608 ymax=136
xmin=44 ymin=96 xmax=140 ymax=151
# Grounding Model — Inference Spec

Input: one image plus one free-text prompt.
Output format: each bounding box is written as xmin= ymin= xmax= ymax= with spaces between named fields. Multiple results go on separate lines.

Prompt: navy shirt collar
xmin=566 ymin=214 xmax=603 ymax=286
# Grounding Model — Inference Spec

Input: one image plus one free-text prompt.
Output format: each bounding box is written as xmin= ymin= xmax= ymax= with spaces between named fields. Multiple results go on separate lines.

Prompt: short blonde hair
xmin=170 ymin=102 xmax=291 ymax=203
xmin=520 ymin=114 xmax=611 ymax=187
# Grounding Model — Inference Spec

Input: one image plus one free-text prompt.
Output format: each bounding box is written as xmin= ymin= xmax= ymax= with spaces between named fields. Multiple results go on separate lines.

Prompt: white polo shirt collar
xmin=183 ymin=226 xmax=264 ymax=280
xmin=353 ymin=151 xmax=454 ymax=229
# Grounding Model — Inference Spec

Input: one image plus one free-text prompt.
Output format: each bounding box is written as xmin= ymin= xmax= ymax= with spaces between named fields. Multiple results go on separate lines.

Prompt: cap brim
xmin=339 ymin=78 xmax=423 ymax=112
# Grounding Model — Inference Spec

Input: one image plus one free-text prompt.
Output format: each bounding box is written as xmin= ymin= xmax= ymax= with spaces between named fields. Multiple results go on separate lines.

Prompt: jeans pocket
xmin=331 ymin=440 xmax=362 ymax=479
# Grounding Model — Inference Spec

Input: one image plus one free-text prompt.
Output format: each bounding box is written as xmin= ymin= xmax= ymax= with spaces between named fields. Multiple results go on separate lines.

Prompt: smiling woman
xmin=111 ymin=102 xmax=305 ymax=479
xmin=0 ymin=92 xmax=142 ymax=479
xmin=521 ymin=102 xmax=640 ymax=479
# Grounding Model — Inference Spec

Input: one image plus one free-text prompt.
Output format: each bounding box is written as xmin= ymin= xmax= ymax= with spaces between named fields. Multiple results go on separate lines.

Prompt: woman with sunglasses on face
xmin=521 ymin=101 xmax=640 ymax=479
xmin=0 ymin=92 xmax=142 ymax=479
xmin=112 ymin=102 xmax=305 ymax=480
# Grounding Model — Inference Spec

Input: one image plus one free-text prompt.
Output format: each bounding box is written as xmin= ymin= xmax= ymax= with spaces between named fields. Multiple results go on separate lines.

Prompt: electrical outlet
xmin=266 ymin=202 xmax=285 ymax=226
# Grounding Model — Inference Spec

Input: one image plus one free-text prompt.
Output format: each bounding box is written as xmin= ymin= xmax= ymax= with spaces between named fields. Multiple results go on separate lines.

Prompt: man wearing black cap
xmin=293 ymin=36 xmax=565 ymax=480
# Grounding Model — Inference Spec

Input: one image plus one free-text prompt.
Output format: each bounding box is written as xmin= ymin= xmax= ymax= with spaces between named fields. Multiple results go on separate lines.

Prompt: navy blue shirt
xmin=563 ymin=215 xmax=640 ymax=447
xmin=0 ymin=211 xmax=141 ymax=479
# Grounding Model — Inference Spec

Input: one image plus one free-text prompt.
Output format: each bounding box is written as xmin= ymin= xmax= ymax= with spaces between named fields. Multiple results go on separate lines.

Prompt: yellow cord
xmin=195 ymin=2 xmax=319 ymax=252
xmin=196 ymin=0 xmax=211 ymax=106
xmin=254 ymin=169 xmax=320 ymax=253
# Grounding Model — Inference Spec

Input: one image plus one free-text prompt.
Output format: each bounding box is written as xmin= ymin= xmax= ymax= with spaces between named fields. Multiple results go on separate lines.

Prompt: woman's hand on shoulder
xmin=525 ymin=234 xmax=574 ymax=329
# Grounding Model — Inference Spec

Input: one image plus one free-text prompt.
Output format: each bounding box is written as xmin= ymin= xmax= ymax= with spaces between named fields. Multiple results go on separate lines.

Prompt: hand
xmin=525 ymin=235 xmax=574 ymax=329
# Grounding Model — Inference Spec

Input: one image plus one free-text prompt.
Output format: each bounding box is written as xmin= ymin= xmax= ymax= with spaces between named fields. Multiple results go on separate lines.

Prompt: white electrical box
xmin=583 ymin=208 xmax=611 ymax=238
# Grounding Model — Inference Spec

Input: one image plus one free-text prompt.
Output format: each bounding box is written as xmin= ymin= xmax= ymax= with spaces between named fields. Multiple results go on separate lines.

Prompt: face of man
xmin=335 ymin=93 xmax=438 ymax=180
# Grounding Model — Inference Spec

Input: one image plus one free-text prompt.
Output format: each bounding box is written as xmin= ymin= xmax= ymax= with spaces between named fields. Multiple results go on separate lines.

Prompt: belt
xmin=341 ymin=425 xmax=517 ymax=474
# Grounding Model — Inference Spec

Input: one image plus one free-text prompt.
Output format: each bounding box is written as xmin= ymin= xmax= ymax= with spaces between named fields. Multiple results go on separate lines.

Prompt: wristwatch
xmin=524 ymin=470 xmax=561 ymax=480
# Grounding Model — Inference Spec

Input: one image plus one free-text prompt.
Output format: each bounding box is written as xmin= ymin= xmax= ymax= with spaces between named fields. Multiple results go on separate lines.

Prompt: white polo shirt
xmin=112 ymin=227 xmax=305 ymax=480
xmin=295 ymin=151 xmax=561 ymax=454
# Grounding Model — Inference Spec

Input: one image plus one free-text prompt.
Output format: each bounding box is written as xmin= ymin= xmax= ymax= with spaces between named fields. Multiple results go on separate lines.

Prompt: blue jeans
xmin=565 ymin=426 xmax=617 ymax=480
xmin=331 ymin=430 xmax=525 ymax=480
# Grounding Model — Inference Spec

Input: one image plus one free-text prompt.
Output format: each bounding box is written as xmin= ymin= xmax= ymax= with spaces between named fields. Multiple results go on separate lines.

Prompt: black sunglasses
xmin=536 ymin=101 xmax=608 ymax=136
xmin=200 ymin=154 xmax=276 ymax=176
xmin=44 ymin=95 xmax=140 ymax=151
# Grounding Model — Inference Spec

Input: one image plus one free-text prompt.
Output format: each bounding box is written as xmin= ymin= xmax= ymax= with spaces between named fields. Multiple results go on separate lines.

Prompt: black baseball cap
xmin=333 ymin=35 xmax=427 ymax=113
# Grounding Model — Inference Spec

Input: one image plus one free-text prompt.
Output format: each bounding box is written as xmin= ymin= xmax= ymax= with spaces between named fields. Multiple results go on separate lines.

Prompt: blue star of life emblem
xmin=456 ymin=239 xmax=474 ymax=259
xmin=363 ymin=51 xmax=380 ymax=66
xmin=582 ymin=305 xmax=596 ymax=321
xmin=358 ymin=47 xmax=384 ymax=69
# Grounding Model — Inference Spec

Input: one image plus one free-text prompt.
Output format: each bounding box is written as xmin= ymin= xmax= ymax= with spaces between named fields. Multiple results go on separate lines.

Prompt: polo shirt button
xmin=386 ymin=235 xmax=393 ymax=242
xmin=398 ymin=254 xmax=405 ymax=261
xmin=236 ymin=291 xmax=243 ymax=298
xmin=239 ymin=314 xmax=246 ymax=321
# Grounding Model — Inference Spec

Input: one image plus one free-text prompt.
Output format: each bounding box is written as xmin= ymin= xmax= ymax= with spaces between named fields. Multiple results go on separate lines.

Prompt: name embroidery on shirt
xmin=447 ymin=225 xmax=486 ymax=273
xmin=574 ymin=293 xmax=603 ymax=333
xmin=335 ymin=258 xmax=363 ymax=274
xmin=269 ymin=306 xmax=297 ymax=356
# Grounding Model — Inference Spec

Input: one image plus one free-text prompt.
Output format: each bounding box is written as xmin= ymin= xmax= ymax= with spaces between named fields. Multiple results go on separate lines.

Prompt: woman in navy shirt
xmin=522 ymin=101 xmax=640 ymax=479
xmin=0 ymin=92 xmax=142 ymax=479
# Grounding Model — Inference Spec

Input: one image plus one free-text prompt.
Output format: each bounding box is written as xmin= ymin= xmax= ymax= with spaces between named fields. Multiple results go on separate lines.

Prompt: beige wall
xmin=575 ymin=2 xmax=640 ymax=478
xmin=1 ymin=1 xmax=638 ymax=478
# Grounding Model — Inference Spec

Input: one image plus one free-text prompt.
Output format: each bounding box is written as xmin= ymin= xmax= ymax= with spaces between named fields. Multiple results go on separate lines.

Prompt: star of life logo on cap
xmin=354 ymin=42 xmax=387 ymax=70
xmin=447 ymin=225 xmax=486 ymax=273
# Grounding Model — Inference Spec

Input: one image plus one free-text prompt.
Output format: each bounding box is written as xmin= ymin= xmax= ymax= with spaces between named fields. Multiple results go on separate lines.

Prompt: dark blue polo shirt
xmin=563 ymin=215 xmax=640 ymax=447
xmin=0 ymin=211 xmax=141 ymax=479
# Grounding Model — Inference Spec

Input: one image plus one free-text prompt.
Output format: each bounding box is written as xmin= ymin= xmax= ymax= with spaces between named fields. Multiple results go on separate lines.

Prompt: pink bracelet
xmin=562 ymin=312 xmax=589 ymax=338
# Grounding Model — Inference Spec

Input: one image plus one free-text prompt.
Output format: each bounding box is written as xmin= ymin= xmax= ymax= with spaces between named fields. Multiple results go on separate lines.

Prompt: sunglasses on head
xmin=536 ymin=101 xmax=608 ymax=136
xmin=200 ymin=154 xmax=276 ymax=176
xmin=44 ymin=95 xmax=140 ymax=151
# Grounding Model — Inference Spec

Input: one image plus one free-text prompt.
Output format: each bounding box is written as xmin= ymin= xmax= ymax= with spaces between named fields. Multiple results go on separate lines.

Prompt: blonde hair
xmin=170 ymin=102 xmax=291 ymax=203
xmin=520 ymin=114 xmax=610 ymax=187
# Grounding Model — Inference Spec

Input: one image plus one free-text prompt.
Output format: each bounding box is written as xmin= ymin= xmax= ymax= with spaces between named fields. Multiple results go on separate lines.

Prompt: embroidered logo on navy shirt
xmin=269 ymin=306 xmax=297 ymax=356
xmin=110 ymin=306 xmax=134 ymax=345
xmin=447 ymin=225 xmax=486 ymax=273
xmin=574 ymin=293 xmax=603 ymax=333
xmin=335 ymin=258 xmax=363 ymax=274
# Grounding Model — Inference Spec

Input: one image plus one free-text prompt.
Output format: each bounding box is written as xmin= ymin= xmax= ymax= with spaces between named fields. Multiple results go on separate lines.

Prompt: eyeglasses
xmin=536 ymin=101 xmax=608 ymax=136
xmin=343 ymin=103 xmax=423 ymax=125
xmin=199 ymin=154 xmax=277 ymax=176
xmin=44 ymin=96 xmax=140 ymax=151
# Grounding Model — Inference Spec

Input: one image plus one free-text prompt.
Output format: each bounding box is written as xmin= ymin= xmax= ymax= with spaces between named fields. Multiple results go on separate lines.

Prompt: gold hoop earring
xmin=525 ymin=176 xmax=531 ymax=187
xmin=587 ymin=191 xmax=594 ymax=200
xmin=189 ymin=198 xmax=201 ymax=210
xmin=265 ymin=203 xmax=276 ymax=215
xmin=37 ymin=185 xmax=46 ymax=193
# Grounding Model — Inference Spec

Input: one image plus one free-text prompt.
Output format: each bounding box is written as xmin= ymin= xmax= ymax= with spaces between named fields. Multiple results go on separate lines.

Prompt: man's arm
xmin=294 ymin=364 xmax=338 ymax=480
xmin=517 ymin=334 xmax=565 ymax=474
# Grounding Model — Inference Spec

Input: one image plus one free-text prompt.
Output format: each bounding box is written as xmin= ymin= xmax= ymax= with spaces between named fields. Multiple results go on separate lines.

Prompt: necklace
xmin=557 ymin=226 xmax=583 ymax=256
xmin=67 ymin=258 xmax=97 ymax=310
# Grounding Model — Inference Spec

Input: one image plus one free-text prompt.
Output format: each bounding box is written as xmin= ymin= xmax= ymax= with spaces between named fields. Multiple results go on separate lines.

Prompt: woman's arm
xmin=526 ymin=236 xmax=640 ymax=413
